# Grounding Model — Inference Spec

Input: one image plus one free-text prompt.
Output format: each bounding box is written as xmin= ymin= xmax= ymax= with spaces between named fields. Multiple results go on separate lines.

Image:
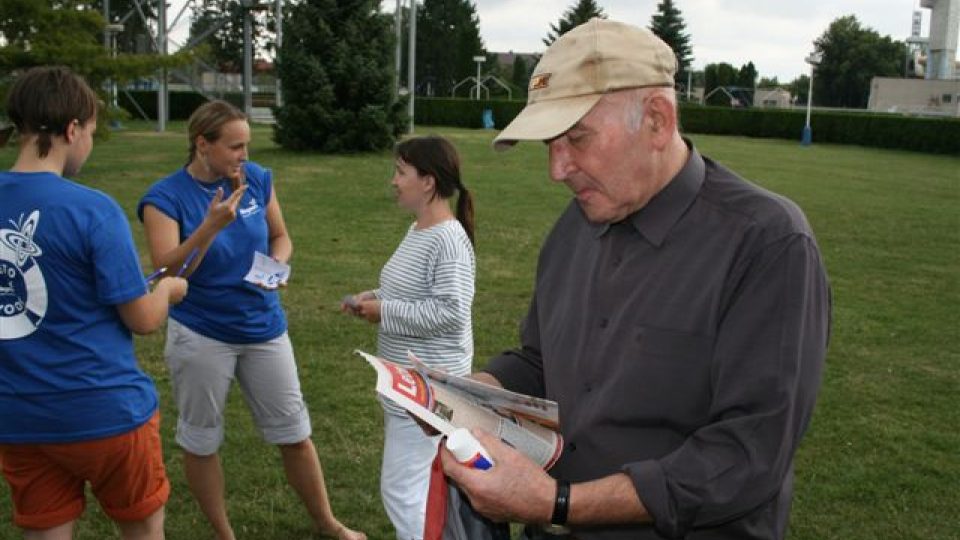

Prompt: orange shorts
xmin=0 ymin=411 xmax=169 ymax=530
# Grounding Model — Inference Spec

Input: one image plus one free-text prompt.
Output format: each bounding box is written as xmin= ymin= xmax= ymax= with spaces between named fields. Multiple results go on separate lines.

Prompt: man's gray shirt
xmin=485 ymin=145 xmax=831 ymax=540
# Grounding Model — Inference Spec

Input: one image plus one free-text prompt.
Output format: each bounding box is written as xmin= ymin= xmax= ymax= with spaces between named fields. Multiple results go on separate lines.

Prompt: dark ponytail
xmin=395 ymin=135 xmax=475 ymax=245
xmin=455 ymin=185 xmax=475 ymax=246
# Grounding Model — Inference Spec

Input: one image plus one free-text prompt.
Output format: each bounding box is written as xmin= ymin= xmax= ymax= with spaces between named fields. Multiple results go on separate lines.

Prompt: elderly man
xmin=440 ymin=18 xmax=831 ymax=540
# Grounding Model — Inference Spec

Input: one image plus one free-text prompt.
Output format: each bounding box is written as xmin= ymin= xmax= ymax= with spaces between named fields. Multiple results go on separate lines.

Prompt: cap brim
xmin=493 ymin=94 xmax=603 ymax=152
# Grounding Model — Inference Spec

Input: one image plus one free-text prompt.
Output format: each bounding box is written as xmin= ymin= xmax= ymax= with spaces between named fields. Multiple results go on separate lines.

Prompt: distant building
xmin=868 ymin=77 xmax=960 ymax=116
xmin=753 ymin=88 xmax=793 ymax=108
xmin=492 ymin=51 xmax=540 ymax=71
xmin=198 ymin=60 xmax=275 ymax=94
xmin=867 ymin=1 xmax=959 ymax=117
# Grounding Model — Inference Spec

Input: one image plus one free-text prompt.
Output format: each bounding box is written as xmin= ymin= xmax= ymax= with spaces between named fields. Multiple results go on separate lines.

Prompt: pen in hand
xmin=177 ymin=248 xmax=200 ymax=277
xmin=144 ymin=266 xmax=168 ymax=283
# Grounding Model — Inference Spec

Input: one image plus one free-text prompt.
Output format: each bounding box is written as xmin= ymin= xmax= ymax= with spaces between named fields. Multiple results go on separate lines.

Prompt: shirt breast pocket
xmin=607 ymin=326 xmax=715 ymax=429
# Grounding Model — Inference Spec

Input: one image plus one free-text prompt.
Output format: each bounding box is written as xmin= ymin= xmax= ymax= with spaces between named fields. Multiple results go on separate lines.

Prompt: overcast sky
xmin=161 ymin=1 xmax=935 ymax=83
xmin=380 ymin=0 xmax=931 ymax=82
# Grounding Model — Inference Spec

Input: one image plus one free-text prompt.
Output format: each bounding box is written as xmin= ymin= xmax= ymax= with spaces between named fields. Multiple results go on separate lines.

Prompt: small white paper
xmin=243 ymin=252 xmax=291 ymax=289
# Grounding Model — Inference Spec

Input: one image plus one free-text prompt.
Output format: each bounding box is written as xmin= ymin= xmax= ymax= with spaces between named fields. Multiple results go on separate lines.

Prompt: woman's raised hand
xmin=204 ymin=184 xmax=248 ymax=230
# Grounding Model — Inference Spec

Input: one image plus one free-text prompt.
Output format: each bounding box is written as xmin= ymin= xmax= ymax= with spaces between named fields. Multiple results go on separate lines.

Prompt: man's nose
xmin=548 ymin=140 xmax=575 ymax=182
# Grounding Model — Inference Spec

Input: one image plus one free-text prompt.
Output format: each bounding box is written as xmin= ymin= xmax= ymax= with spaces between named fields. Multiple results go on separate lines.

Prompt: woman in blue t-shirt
xmin=138 ymin=100 xmax=363 ymax=540
xmin=0 ymin=67 xmax=187 ymax=539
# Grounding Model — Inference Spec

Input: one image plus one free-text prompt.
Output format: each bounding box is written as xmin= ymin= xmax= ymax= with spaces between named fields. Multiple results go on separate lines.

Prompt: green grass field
xmin=1 ymin=123 xmax=958 ymax=539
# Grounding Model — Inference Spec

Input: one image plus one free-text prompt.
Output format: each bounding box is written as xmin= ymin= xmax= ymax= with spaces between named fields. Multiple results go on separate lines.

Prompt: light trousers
xmin=380 ymin=410 xmax=441 ymax=540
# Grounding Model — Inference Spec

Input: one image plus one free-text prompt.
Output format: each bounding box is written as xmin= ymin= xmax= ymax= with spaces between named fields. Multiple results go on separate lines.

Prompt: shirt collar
xmin=620 ymin=139 xmax=704 ymax=247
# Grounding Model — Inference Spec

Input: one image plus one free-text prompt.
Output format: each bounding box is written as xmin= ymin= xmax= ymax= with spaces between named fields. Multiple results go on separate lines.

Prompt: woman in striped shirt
xmin=343 ymin=136 xmax=476 ymax=540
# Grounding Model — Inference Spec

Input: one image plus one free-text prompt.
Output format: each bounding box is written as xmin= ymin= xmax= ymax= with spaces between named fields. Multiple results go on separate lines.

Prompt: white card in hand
xmin=243 ymin=252 xmax=291 ymax=289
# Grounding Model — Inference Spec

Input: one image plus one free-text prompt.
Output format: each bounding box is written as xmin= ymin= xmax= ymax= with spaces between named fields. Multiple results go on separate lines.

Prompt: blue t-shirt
xmin=137 ymin=161 xmax=286 ymax=344
xmin=0 ymin=171 xmax=157 ymax=444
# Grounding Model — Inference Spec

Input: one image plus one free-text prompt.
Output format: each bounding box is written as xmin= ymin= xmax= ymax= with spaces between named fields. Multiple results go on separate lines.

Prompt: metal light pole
xmin=275 ymin=0 xmax=283 ymax=108
xmin=103 ymin=0 xmax=111 ymax=50
xmin=472 ymin=56 xmax=485 ymax=100
xmin=157 ymin=0 xmax=167 ymax=132
xmin=801 ymin=51 xmax=822 ymax=146
xmin=243 ymin=6 xmax=253 ymax=116
xmin=394 ymin=0 xmax=402 ymax=101
xmin=105 ymin=24 xmax=125 ymax=110
xmin=407 ymin=0 xmax=417 ymax=134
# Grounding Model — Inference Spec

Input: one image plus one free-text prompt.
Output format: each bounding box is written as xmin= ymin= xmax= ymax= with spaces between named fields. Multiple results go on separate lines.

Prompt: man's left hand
xmin=440 ymin=429 xmax=556 ymax=524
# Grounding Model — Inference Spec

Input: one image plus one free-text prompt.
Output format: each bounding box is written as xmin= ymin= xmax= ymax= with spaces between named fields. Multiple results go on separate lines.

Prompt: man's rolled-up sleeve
xmin=625 ymin=234 xmax=831 ymax=538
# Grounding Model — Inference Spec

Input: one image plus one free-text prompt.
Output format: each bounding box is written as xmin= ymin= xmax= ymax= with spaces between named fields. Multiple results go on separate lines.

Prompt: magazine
xmin=356 ymin=350 xmax=563 ymax=470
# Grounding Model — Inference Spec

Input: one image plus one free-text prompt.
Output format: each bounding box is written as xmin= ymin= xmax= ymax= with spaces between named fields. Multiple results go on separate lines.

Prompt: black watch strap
xmin=551 ymin=479 xmax=571 ymax=526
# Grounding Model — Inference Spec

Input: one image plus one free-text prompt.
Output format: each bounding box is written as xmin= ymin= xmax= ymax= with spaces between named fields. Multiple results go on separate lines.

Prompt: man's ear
xmin=645 ymin=94 xmax=677 ymax=149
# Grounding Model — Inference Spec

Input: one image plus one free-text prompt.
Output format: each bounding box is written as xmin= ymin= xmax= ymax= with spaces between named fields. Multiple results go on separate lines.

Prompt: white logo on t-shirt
xmin=238 ymin=198 xmax=260 ymax=218
xmin=0 ymin=210 xmax=48 ymax=339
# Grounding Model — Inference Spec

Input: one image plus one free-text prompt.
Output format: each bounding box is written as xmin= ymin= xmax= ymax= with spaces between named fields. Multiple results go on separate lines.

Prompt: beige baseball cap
xmin=493 ymin=18 xmax=677 ymax=151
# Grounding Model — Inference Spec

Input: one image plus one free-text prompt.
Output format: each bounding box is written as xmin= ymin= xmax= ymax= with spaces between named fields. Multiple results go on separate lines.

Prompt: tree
xmin=813 ymin=15 xmax=907 ymax=108
xmin=543 ymin=0 xmax=605 ymax=46
xmin=0 ymin=0 xmax=192 ymax=95
xmin=188 ymin=0 xmax=274 ymax=73
xmin=702 ymin=61 xmax=758 ymax=106
xmin=737 ymin=61 xmax=757 ymax=89
xmin=758 ymin=76 xmax=780 ymax=88
xmin=90 ymin=0 xmax=159 ymax=56
xmin=789 ymin=74 xmax=810 ymax=105
xmin=511 ymin=55 xmax=530 ymax=92
xmin=649 ymin=0 xmax=693 ymax=84
xmin=415 ymin=0 xmax=485 ymax=97
xmin=703 ymin=62 xmax=737 ymax=105
xmin=273 ymin=0 xmax=404 ymax=152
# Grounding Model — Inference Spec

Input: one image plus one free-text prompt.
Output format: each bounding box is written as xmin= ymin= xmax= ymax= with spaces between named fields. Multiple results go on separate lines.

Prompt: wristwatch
xmin=543 ymin=479 xmax=572 ymax=535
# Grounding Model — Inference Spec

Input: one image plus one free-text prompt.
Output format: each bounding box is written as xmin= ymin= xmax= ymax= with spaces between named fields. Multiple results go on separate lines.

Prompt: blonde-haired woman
xmin=138 ymin=100 xmax=363 ymax=540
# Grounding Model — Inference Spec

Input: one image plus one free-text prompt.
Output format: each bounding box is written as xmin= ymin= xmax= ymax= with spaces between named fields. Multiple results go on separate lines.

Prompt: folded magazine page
xmin=356 ymin=350 xmax=563 ymax=470
xmin=407 ymin=351 xmax=559 ymax=430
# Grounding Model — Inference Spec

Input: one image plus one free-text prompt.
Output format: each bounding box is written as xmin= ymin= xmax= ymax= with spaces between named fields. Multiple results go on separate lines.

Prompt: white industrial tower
xmin=920 ymin=0 xmax=959 ymax=79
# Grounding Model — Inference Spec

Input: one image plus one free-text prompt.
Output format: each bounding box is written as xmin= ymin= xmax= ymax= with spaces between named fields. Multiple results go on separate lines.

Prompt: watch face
xmin=543 ymin=524 xmax=572 ymax=535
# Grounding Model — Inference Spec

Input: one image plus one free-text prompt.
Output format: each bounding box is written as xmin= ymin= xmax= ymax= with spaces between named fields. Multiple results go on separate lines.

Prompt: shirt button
xmin=568 ymin=442 xmax=577 ymax=452
xmin=599 ymin=318 xmax=609 ymax=328
xmin=613 ymin=256 xmax=623 ymax=267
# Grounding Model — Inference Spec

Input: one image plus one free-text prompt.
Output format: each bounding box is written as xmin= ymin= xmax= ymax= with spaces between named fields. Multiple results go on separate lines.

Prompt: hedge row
xmin=118 ymin=91 xmax=263 ymax=121
xmin=414 ymin=97 xmax=960 ymax=155
xmin=118 ymin=92 xmax=960 ymax=155
xmin=677 ymin=105 xmax=960 ymax=155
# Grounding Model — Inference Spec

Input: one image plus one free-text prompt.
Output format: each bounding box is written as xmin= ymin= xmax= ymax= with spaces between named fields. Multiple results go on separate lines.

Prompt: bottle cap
xmin=446 ymin=428 xmax=494 ymax=470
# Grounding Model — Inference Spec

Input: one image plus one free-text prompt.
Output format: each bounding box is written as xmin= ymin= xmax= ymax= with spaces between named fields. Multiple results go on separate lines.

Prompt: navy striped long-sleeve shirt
xmin=376 ymin=219 xmax=475 ymax=415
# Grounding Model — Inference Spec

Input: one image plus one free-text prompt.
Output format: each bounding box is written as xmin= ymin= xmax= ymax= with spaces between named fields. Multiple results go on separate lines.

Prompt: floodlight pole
xmin=408 ymin=0 xmax=417 ymax=134
xmin=103 ymin=0 xmax=111 ymax=49
xmin=801 ymin=51 xmax=821 ymax=146
xmin=275 ymin=0 xmax=283 ymax=108
xmin=157 ymin=0 xmax=167 ymax=132
xmin=243 ymin=6 xmax=253 ymax=116
xmin=473 ymin=55 xmax=485 ymax=100
xmin=394 ymin=0 xmax=402 ymax=101
xmin=106 ymin=24 xmax=125 ymax=110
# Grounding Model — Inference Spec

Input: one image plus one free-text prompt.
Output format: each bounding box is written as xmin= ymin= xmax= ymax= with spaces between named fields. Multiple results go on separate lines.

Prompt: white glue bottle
xmin=446 ymin=428 xmax=495 ymax=470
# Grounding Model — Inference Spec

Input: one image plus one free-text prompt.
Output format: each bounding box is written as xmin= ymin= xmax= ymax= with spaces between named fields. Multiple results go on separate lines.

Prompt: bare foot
xmin=320 ymin=522 xmax=366 ymax=540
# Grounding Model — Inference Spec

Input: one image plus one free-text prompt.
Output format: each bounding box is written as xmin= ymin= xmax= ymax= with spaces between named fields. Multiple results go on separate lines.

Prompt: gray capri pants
xmin=164 ymin=319 xmax=312 ymax=455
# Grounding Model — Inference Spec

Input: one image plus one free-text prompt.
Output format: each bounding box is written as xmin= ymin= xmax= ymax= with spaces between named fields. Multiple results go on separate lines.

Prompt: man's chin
xmin=577 ymin=201 xmax=612 ymax=224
